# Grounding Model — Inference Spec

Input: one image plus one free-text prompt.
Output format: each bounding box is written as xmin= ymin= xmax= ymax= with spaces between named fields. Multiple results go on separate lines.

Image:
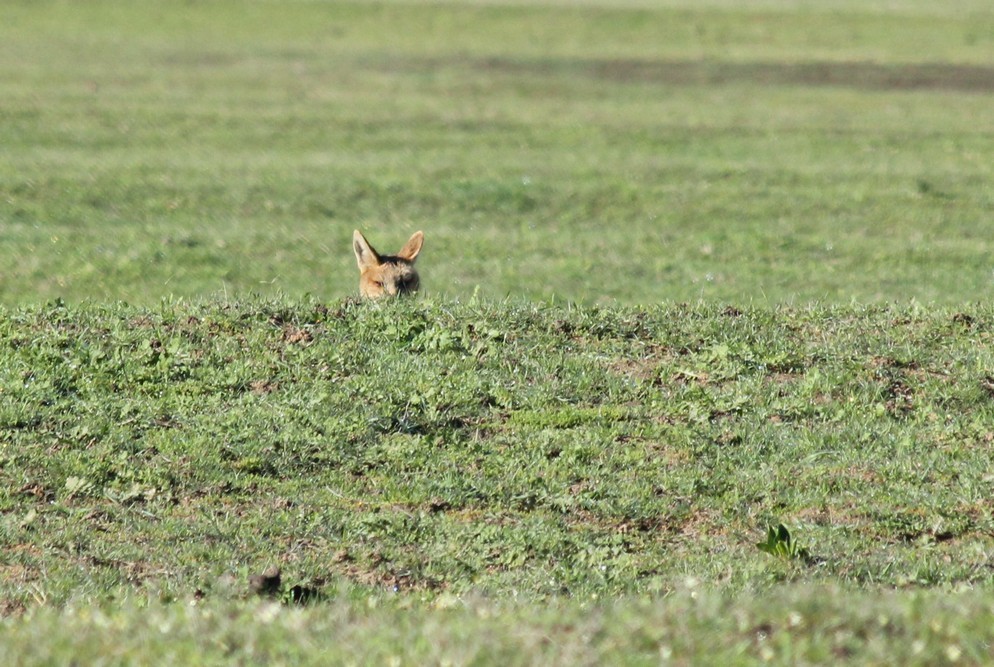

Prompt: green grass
xmin=4 ymin=587 xmax=994 ymax=665
xmin=4 ymin=0 xmax=994 ymax=663
xmin=3 ymin=0 xmax=994 ymax=305
xmin=4 ymin=297 xmax=994 ymax=662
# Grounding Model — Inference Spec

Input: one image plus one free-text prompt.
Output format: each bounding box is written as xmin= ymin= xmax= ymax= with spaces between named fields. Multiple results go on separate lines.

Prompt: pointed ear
xmin=353 ymin=230 xmax=380 ymax=270
xmin=397 ymin=230 xmax=424 ymax=262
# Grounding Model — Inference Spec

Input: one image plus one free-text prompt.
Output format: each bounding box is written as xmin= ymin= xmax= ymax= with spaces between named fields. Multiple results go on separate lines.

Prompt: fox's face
xmin=353 ymin=229 xmax=424 ymax=298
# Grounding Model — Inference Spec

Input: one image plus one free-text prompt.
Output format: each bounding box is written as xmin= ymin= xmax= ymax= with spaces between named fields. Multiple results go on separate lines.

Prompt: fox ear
xmin=353 ymin=230 xmax=380 ymax=270
xmin=397 ymin=231 xmax=424 ymax=262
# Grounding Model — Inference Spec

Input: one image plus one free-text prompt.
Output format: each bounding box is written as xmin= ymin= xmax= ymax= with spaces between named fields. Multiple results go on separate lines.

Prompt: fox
xmin=352 ymin=229 xmax=424 ymax=298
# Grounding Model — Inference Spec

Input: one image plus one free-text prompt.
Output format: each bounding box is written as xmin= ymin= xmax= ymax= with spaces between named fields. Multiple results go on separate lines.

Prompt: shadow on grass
xmin=413 ymin=56 xmax=994 ymax=93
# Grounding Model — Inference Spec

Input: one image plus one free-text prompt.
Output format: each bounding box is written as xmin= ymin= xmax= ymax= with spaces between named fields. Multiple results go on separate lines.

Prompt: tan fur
xmin=353 ymin=229 xmax=424 ymax=298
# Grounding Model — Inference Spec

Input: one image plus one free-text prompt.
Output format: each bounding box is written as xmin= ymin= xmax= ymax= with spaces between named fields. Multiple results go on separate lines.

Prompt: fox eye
xmin=372 ymin=280 xmax=383 ymax=288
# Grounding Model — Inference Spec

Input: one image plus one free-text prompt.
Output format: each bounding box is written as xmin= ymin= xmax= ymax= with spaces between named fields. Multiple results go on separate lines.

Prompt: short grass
xmin=2 ymin=0 xmax=994 ymax=305
xmin=4 ymin=0 xmax=994 ymax=663
xmin=5 ymin=587 xmax=994 ymax=665
xmin=4 ymin=297 xmax=994 ymax=662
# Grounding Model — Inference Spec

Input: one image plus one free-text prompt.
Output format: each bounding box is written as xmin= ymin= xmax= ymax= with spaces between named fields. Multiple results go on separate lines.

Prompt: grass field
xmin=3 ymin=0 xmax=994 ymax=306
xmin=5 ymin=298 xmax=994 ymax=663
xmin=3 ymin=0 xmax=994 ymax=664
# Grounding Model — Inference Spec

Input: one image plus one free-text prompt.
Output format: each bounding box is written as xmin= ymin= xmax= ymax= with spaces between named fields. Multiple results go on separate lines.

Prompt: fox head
xmin=352 ymin=229 xmax=424 ymax=298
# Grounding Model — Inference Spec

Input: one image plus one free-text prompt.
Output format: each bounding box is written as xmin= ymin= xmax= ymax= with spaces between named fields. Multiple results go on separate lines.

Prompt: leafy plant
xmin=757 ymin=524 xmax=813 ymax=563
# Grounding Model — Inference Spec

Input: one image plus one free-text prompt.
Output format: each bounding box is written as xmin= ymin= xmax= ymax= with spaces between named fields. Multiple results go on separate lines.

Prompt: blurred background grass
xmin=2 ymin=1 xmax=993 ymax=305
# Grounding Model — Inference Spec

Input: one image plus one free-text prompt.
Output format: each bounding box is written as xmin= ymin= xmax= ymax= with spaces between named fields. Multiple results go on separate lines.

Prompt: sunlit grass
xmin=2 ymin=1 xmax=994 ymax=305
xmin=3 ymin=1 xmax=994 ymax=663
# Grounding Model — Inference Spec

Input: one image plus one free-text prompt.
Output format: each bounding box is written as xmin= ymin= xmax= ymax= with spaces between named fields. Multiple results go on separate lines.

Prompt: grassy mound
xmin=2 ymin=297 xmax=994 ymax=660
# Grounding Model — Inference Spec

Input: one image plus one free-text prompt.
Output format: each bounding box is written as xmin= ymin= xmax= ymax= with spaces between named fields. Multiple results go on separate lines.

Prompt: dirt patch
xmin=607 ymin=356 xmax=659 ymax=383
xmin=605 ymin=344 xmax=674 ymax=384
xmin=250 ymin=379 xmax=280 ymax=395
xmin=0 ymin=598 xmax=27 ymax=618
xmin=282 ymin=326 xmax=313 ymax=345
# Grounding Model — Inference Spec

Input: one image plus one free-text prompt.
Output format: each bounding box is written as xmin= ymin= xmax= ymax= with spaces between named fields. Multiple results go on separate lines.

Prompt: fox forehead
xmin=367 ymin=259 xmax=417 ymax=279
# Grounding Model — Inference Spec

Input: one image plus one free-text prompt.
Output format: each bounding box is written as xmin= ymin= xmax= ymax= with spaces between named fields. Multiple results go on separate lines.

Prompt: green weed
xmin=757 ymin=524 xmax=813 ymax=564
